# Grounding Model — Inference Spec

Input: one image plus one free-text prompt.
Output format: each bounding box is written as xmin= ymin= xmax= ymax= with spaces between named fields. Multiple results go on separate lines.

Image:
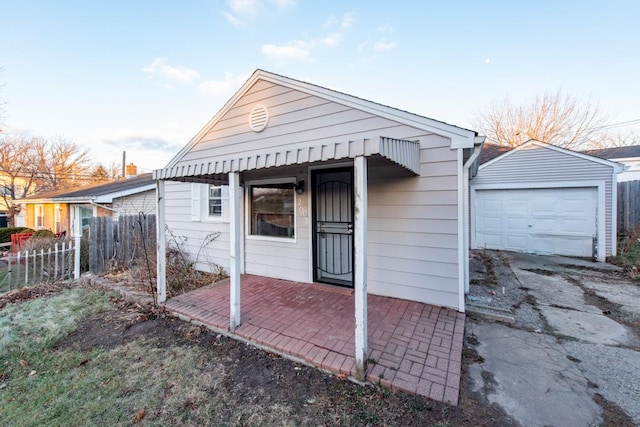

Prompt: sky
xmin=2 ymin=0 xmax=639 ymax=172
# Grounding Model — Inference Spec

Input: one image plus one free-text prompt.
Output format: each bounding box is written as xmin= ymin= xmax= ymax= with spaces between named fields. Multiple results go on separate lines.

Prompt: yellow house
xmin=17 ymin=173 xmax=155 ymax=236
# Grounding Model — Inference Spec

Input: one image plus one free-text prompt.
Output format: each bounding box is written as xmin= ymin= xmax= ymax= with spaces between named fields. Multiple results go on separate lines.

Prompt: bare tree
xmin=0 ymin=68 xmax=6 ymax=134
xmin=0 ymin=135 xmax=39 ymax=226
xmin=473 ymin=90 xmax=609 ymax=149
xmin=32 ymin=136 xmax=92 ymax=191
xmin=590 ymin=129 xmax=640 ymax=149
xmin=90 ymin=164 xmax=111 ymax=182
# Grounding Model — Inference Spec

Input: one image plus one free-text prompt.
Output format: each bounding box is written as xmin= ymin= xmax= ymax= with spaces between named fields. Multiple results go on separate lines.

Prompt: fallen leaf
xmin=28 ymin=370 xmax=36 ymax=377
xmin=19 ymin=359 xmax=28 ymax=368
xmin=337 ymin=373 xmax=347 ymax=380
xmin=77 ymin=359 xmax=89 ymax=367
xmin=133 ymin=408 xmax=146 ymax=424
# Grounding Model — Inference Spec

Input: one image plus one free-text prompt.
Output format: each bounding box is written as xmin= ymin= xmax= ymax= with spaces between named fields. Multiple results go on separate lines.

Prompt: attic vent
xmin=249 ymin=104 xmax=269 ymax=132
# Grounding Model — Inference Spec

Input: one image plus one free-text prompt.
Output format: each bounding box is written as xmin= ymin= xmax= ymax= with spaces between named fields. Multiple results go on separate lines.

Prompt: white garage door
xmin=475 ymin=187 xmax=597 ymax=257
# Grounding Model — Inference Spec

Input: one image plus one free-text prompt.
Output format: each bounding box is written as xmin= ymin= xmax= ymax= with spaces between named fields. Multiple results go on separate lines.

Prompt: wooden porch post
xmin=354 ymin=155 xmax=368 ymax=381
xmin=156 ymin=180 xmax=167 ymax=303
xmin=229 ymin=172 xmax=242 ymax=332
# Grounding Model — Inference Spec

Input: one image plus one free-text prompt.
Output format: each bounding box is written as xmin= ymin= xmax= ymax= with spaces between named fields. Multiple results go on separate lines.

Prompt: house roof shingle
xmin=581 ymin=146 xmax=640 ymax=160
xmin=479 ymin=143 xmax=512 ymax=164
xmin=19 ymin=173 xmax=154 ymax=202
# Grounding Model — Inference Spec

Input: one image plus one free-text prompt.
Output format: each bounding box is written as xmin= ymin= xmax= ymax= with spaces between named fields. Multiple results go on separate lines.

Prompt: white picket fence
xmin=0 ymin=240 xmax=79 ymax=292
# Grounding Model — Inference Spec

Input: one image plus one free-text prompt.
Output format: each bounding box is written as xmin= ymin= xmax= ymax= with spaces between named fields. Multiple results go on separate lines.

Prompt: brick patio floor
xmin=164 ymin=274 xmax=465 ymax=405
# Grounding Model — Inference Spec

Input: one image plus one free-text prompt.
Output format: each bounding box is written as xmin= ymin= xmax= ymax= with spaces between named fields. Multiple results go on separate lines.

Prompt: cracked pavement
xmin=467 ymin=251 xmax=640 ymax=426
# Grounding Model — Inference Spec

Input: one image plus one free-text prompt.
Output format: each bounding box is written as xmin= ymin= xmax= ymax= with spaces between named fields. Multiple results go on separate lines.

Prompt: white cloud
xmin=341 ymin=13 xmax=355 ymax=29
xmin=261 ymin=40 xmax=314 ymax=62
xmin=357 ymin=40 xmax=369 ymax=53
xmin=224 ymin=11 xmax=246 ymax=28
xmin=377 ymin=23 xmax=393 ymax=34
xmin=224 ymin=0 xmax=296 ymax=27
xmin=142 ymin=58 xmax=200 ymax=84
xmin=320 ymin=32 xmax=341 ymax=46
xmin=227 ymin=0 xmax=260 ymax=16
xmin=323 ymin=13 xmax=355 ymax=29
xmin=160 ymin=65 xmax=200 ymax=82
xmin=374 ymin=39 xmax=397 ymax=52
xmin=199 ymin=72 xmax=249 ymax=95
xmin=271 ymin=0 xmax=296 ymax=8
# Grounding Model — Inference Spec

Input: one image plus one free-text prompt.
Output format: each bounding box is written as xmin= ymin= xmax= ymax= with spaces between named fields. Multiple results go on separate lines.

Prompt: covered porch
xmin=165 ymin=274 xmax=465 ymax=405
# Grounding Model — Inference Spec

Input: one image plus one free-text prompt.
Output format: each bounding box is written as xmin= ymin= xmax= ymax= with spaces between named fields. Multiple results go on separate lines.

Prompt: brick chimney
xmin=126 ymin=163 xmax=138 ymax=178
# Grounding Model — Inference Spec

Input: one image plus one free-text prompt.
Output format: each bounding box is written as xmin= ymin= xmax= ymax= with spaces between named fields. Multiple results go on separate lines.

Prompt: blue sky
xmin=3 ymin=0 xmax=639 ymax=171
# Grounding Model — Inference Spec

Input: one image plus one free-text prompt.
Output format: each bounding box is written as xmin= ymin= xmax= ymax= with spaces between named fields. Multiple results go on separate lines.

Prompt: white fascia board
xmin=164 ymin=70 xmax=265 ymax=170
xmin=18 ymin=196 xmax=94 ymax=204
xmin=93 ymin=183 xmax=156 ymax=203
xmin=164 ymin=70 xmax=477 ymax=172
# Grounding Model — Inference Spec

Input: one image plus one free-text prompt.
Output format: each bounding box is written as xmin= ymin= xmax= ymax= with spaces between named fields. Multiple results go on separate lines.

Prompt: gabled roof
xmin=159 ymin=69 xmax=477 ymax=178
xmin=479 ymin=142 xmax=512 ymax=165
xmin=582 ymin=145 xmax=640 ymax=160
xmin=479 ymin=140 xmax=625 ymax=171
xmin=18 ymin=173 xmax=155 ymax=204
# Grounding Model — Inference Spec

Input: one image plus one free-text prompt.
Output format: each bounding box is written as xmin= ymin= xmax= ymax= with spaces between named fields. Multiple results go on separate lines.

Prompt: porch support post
xmin=73 ymin=232 xmax=81 ymax=280
xmin=156 ymin=179 xmax=167 ymax=303
xmin=354 ymin=155 xmax=368 ymax=381
xmin=229 ymin=172 xmax=242 ymax=332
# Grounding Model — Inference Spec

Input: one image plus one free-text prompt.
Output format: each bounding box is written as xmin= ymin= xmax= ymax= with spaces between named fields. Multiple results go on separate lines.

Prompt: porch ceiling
xmin=153 ymin=136 xmax=420 ymax=182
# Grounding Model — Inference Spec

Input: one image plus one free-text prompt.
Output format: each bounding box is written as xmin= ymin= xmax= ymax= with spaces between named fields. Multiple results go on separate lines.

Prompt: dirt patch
xmin=522 ymin=268 xmax=555 ymax=276
xmin=45 ymin=294 xmax=517 ymax=426
xmin=0 ymin=282 xmax=74 ymax=309
xmin=594 ymin=393 xmax=637 ymax=427
xmin=468 ymin=250 xmax=529 ymax=312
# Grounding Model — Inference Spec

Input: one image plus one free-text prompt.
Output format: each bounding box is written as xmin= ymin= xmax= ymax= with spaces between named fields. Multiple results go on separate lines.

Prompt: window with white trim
xmin=35 ymin=204 xmax=44 ymax=228
xmin=191 ymin=183 xmax=229 ymax=221
xmin=249 ymin=182 xmax=295 ymax=238
xmin=208 ymin=185 xmax=223 ymax=217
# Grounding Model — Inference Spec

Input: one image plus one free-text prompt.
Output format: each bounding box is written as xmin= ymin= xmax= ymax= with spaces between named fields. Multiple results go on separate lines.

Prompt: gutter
xmin=461 ymin=136 xmax=485 ymax=299
xmin=89 ymin=201 xmax=118 ymax=213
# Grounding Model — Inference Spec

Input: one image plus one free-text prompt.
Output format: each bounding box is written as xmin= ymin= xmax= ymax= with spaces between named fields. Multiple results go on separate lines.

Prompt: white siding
xmin=368 ymin=135 xmax=459 ymax=308
xmin=113 ymin=190 xmax=156 ymax=216
xmin=163 ymin=80 xmax=462 ymax=309
xmin=165 ymin=181 xmax=231 ymax=273
xmin=473 ymin=145 xmax=615 ymax=255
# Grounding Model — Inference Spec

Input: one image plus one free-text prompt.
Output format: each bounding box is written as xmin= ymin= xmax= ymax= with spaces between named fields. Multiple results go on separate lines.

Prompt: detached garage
xmin=471 ymin=140 xmax=624 ymax=261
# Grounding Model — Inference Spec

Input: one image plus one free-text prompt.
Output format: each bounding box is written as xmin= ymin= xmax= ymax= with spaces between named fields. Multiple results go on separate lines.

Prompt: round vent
xmin=249 ymin=104 xmax=269 ymax=132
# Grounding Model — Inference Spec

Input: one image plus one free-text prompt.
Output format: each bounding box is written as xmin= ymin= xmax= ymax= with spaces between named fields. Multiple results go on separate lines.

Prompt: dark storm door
xmin=312 ymin=168 xmax=354 ymax=287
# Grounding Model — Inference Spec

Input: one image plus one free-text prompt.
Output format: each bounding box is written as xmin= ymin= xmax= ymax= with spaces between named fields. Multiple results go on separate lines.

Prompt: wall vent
xmin=249 ymin=104 xmax=269 ymax=132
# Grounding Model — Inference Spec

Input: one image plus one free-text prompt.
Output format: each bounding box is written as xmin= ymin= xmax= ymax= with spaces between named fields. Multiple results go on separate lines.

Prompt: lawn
xmin=0 ymin=283 xmax=513 ymax=426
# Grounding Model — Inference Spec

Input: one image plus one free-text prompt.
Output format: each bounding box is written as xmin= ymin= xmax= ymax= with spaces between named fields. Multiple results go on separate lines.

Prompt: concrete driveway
xmin=466 ymin=250 xmax=640 ymax=426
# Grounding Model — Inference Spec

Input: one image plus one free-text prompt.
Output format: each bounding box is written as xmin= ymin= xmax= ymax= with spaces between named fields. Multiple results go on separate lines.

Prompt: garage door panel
xmin=532 ymin=217 xmax=558 ymax=234
xmin=505 ymin=235 xmax=528 ymax=251
xmin=475 ymin=187 xmax=597 ymax=258
xmin=482 ymin=199 xmax=502 ymax=213
xmin=505 ymin=199 xmax=528 ymax=214
xmin=506 ymin=217 xmax=528 ymax=232
xmin=530 ymin=198 xmax=556 ymax=214
xmin=561 ymin=218 xmax=592 ymax=234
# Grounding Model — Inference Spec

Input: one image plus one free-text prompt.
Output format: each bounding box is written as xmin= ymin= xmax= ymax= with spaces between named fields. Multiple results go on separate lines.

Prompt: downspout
xmin=462 ymin=137 xmax=485 ymax=297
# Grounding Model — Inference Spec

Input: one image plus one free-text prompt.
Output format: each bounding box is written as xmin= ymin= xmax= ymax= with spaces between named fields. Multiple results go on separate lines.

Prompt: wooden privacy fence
xmin=618 ymin=180 xmax=640 ymax=236
xmin=0 ymin=240 xmax=77 ymax=292
xmin=89 ymin=214 xmax=157 ymax=274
